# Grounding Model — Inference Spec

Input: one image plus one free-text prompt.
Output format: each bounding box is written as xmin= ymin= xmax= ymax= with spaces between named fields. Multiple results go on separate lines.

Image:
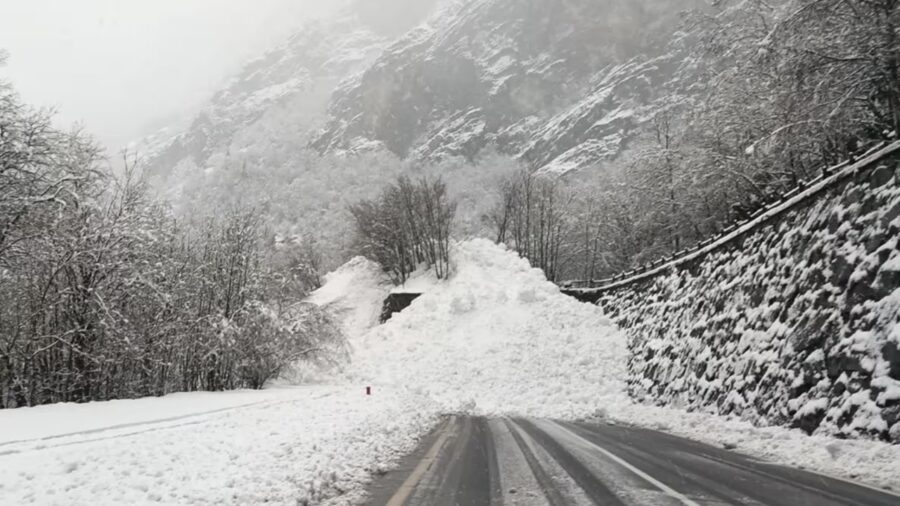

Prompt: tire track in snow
xmin=489 ymin=419 xmax=554 ymax=505
xmin=531 ymin=420 xmax=699 ymax=505
xmin=566 ymin=420 xmax=900 ymax=506
xmin=384 ymin=416 xmax=457 ymax=506
xmin=563 ymin=422 xmax=752 ymax=505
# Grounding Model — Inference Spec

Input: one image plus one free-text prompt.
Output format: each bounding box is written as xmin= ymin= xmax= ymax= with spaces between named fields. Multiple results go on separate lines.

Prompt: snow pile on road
xmin=307 ymin=256 xmax=391 ymax=340
xmin=350 ymin=238 xmax=630 ymax=419
xmin=0 ymin=386 xmax=439 ymax=506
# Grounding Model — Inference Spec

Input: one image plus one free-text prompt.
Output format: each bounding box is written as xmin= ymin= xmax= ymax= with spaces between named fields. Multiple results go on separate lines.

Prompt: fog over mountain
xmin=0 ymin=0 xmax=342 ymax=151
xmin=6 ymin=0 xmax=890 ymax=273
xmin=143 ymin=0 xmax=695 ymax=179
xmin=135 ymin=0 xmax=698 ymax=265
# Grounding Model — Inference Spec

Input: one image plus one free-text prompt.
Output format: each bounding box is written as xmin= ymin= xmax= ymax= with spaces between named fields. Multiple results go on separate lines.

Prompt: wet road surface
xmin=365 ymin=416 xmax=900 ymax=506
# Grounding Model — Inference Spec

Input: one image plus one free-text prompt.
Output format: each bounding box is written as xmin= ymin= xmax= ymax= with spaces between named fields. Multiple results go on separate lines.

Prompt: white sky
xmin=0 ymin=0 xmax=340 ymax=152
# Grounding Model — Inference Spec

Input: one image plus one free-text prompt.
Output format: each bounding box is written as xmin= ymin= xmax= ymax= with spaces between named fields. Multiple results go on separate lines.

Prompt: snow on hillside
xmin=307 ymin=256 xmax=391 ymax=340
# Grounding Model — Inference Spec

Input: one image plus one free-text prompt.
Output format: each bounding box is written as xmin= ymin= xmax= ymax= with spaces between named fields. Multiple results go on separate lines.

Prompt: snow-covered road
xmin=367 ymin=416 xmax=900 ymax=506
xmin=0 ymin=386 xmax=440 ymax=505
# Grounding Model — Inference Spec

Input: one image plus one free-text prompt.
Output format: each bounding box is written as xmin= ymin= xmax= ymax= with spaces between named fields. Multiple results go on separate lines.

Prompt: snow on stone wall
xmin=593 ymin=150 xmax=900 ymax=442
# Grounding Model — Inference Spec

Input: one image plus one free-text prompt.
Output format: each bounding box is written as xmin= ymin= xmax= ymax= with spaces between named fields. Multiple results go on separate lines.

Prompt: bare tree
xmin=350 ymin=175 xmax=456 ymax=284
xmin=490 ymin=170 xmax=573 ymax=282
xmin=0 ymin=93 xmax=340 ymax=407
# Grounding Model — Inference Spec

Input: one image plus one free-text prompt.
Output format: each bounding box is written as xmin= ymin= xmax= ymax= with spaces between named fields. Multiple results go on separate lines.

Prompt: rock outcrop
xmin=312 ymin=0 xmax=694 ymax=174
xmin=141 ymin=17 xmax=388 ymax=179
xmin=142 ymin=0 xmax=700 ymax=181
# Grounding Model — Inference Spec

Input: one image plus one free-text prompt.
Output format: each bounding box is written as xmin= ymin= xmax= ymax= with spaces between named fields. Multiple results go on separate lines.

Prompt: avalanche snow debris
xmin=342 ymin=239 xmax=900 ymax=491
xmin=306 ymin=256 xmax=391 ymax=341
xmin=349 ymin=239 xmax=629 ymax=419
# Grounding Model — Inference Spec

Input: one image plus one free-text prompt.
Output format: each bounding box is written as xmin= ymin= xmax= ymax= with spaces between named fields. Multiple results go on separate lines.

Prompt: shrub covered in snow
xmin=227 ymin=303 xmax=348 ymax=389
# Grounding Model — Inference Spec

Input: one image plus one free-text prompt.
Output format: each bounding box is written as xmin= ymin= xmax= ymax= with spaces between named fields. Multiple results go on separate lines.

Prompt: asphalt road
xmin=364 ymin=416 xmax=900 ymax=506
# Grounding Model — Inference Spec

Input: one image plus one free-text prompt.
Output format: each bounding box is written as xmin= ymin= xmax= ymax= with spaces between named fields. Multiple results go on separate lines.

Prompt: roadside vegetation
xmin=0 ymin=61 xmax=342 ymax=408
xmin=349 ymin=176 xmax=456 ymax=284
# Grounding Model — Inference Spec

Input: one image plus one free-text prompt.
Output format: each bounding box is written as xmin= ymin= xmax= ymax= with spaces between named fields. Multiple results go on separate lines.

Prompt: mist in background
xmin=0 ymin=0 xmax=345 ymax=152
xmin=352 ymin=0 xmax=440 ymax=36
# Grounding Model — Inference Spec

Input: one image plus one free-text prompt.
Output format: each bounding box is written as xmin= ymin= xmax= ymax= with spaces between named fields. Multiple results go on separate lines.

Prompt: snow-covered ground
xmin=0 ymin=388 xmax=307 ymax=445
xmin=0 ymin=386 xmax=438 ymax=505
xmin=2 ymin=238 xmax=899 ymax=505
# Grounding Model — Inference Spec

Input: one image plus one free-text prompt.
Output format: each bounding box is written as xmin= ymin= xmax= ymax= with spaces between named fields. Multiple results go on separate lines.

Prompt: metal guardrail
xmin=561 ymin=140 xmax=900 ymax=295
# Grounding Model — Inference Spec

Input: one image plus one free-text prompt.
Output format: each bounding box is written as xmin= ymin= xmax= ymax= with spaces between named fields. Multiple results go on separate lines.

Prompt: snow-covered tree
xmin=350 ymin=176 xmax=456 ymax=283
xmin=0 ymin=79 xmax=341 ymax=407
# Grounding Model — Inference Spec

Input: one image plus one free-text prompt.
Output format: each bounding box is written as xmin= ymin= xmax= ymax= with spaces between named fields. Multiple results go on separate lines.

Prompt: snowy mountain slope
xmin=140 ymin=0 xmax=701 ymax=183
xmin=131 ymin=0 xmax=707 ymax=269
xmin=139 ymin=0 xmax=456 ymax=181
xmin=312 ymin=0 xmax=695 ymax=173
xmin=140 ymin=15 xmax=388 ymax=181
xmin=522 ymin=56 xmax=676 ymax=175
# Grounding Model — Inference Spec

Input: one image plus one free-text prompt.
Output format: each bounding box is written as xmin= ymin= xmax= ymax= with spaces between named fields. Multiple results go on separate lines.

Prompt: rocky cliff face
xmin=142 ymin=0 xmax=698 ymax=181
xmin=313 ymin=0 xmax=689 ymax=174
xmin=591 ymin=148 xmax=900 ymax=442
xmin=141 ymin=15 xmax=388 ymax=179
xmin=136 ymin=0 xmax=700 ymax=267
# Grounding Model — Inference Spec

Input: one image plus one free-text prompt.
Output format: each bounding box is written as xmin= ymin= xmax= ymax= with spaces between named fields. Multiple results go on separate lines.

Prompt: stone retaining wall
xmin=577 ymin=147 xmax=900 ymax=441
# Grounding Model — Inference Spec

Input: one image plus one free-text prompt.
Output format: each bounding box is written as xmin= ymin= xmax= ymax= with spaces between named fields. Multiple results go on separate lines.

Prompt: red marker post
xmin=366 ymin=386 xmax=372 ymax=396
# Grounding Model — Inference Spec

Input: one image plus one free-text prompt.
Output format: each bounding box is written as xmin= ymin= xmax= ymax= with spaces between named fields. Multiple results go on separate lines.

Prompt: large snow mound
xmin=307 ymin=256 xmax=391 ymax=340
xmin=349 ymin=239 xmax=629 ymax=419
